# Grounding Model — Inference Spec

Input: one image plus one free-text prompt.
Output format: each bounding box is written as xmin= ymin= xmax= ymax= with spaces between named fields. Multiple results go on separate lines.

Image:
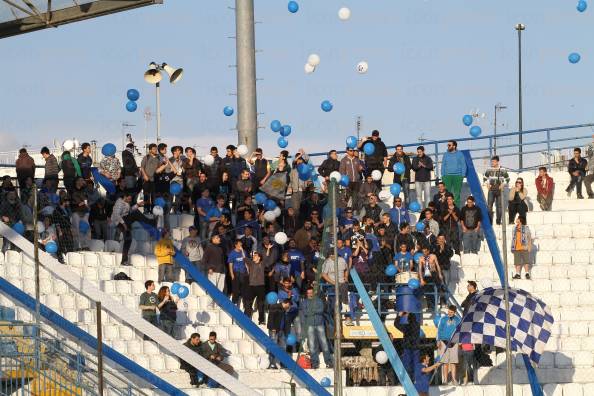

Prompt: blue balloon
xmin=280 ymin=125 xmax=292 ymax=137
xmin=321 ymin=100 xmax=333 ymax=112
xmin=102 ymin=143 xmax=117 ymax=157
xmin=462 ymin=114 xmax=473 ymax=126
xmin=270 ymin=120 xmax=282 ymax=132
xmin=223 ymin=106 xmax=234 ymax=116
xmin=178 ymin=286 xmax=189 ymax=299
xmin=171 ymin=283 xmax=181 ymax=295
xmin=409 ymin=201 xmax=421 ymax=212
xmin=45 ymin=241 xmax=58 ymax=254
xmin=320 ymin=377 xmax=331 ymax=387
xmin=288 ymin=1 xmax=299 ymax=13
xmin=469 ymin=126 xmax=482 ymax=138
xmin=12 ymin=222 xmax=24 ymax=235
xmin=79 ymin=221 xmax=90 ymax=234
xmin=363 ymin=142 xmax=375 ymax=156
xmin=569 ymin=52 xmax=581 ymax=64
xmin=155 ymin=197 xmax=166 ymax=208
xmin=126 ymin=101 xmax=137 ymax=112
xmin=408 ymin=278 xmax=420 ymax=290
xmin=170 ymin=183 xmax=182 ymax=195
xmin=393 ymin=162 xmax=405 ymax=175
xmin=298 ymin=164 xmax=311 ymax=179
xmin=266 ymin=292 xmax=279 ymax=305
xmin=415 ymin=222 xmax=425 ymax=232
xmin=346 ymin=136 xmax=358 ymax=149
xmin=385 ymin=265 xmax=397 ymax=277
xmin=413 ymin=252 xmax=423 ymax=264
xmin=577 ymin=0 xmax=588 ymax=12
xmin=286 ymin=333 xmax=297 ymax=346
xmin=389 ymin=183 xmax=401 ymax=196
xmin=277 ymin=137 xmax=288 ymax=148
xmin=339 ymin=174 xmax=350 ymax=187
xmin=127 ymin=89 xmax=140 ymax=101
xmin=255 ymin=192 xmax=267 ymax=205
xmin=264 ymin=199 xmax=277 ymax=211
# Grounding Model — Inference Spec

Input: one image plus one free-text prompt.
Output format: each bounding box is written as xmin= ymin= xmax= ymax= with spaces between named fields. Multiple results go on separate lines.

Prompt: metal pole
xmin=516 ymin=24 xmax=525 ymax=169
xmin=33 ymin=187 xmax=41 ymax=373
xmin=155 ymin=82 xmax=161 ymax=144
xmin=235 ymin=0 xmax=259 ymax=153
xmin=331 ymin=181 xmax=343 ymax=396
xmin=500 ymin=193 xmax=513 ymax=396
xmin=97 ymin=301 xmax=104 ymax=395
xmin=494 ymin=105 xmax=498 ymax=156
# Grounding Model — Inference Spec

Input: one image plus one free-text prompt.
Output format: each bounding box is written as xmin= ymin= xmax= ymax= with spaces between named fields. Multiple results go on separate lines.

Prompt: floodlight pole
xmin=515 ymin=23 xmax=525 ymax=170
xmin=156 ymin=82 xmax=161 ymax=144
xmin=235 ymin=0 xmax=259 ymax=153
xmin=331 ymin=181 xmax=343 ymax=396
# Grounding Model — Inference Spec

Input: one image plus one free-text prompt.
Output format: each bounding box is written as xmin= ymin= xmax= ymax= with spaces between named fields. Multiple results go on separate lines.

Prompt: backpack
xmin=113 ymin=272 xmax=132 ymax=281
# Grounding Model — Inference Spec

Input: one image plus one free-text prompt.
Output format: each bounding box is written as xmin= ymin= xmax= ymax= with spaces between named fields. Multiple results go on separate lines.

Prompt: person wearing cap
xmin=359 ymin=130 xmax=388 ymax=188
xmin=155 ymin=229 xmax=176 ymax=282
xmin=248 ymin=148 xmax=271 ymax=192
xmin=339 ymin=145 xmax=364 ymax=211
xmin=122 ymin=143 xmax=139 ymax=191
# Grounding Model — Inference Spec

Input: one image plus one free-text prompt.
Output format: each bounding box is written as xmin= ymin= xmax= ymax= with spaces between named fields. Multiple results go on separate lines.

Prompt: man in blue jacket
xmin=300 ymin=287 xmax=333 ymax=369
xmin=436 ymin=305 xmax=462 ymax=385
xmin=440 ymin=140 xmax=467 ymax=207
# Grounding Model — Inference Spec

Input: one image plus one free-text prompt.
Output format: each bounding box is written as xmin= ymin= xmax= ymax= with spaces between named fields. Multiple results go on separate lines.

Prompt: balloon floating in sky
xmin=223 ymin=106 xmax=234 ymax=116
xmin=469 ymin=125 xmax=482 ymax=137
xmin=577 ymin=0 xmax=588 ymax=12
xmin=304 ymin=63 xmax=316 ymax=74
xmin=308 ymin=54 xmax=321 ymax=67
xmin=288 ymin=1 xmax=299 ymax=13
xmin=356 ymin=61 xmax=368 ymax=74
xmin=568 ymin=52 xmax=581 ymax=64
xmin=271 ymin=120 xmax=282 ymax=132
xmin=321 ymin=100 xmax=333 ymax=112
xmin=363 ymin=142 xmax=375 ymax=156
xmin=462 ymin=114 xmax=473 ymax=126
xmin=338 ymin=7 xmax=351 ymax=20
xmin=280 ymin=125 xmax=292 ymax=137
xmin=127 ymin=89 xmax=140 ymax=101
xmin=278 ymin=136 xmax=289 ymax=148
xmin=126 ymin=101 xmax=137 ymax=112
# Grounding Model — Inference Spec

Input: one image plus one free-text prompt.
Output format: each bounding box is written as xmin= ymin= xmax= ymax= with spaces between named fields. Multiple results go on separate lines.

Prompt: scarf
xmin=62 ymin=152 xmax=82 ymax=177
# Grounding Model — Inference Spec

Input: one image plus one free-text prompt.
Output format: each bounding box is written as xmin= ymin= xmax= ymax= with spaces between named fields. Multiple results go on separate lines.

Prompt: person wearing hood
xmin=60 ymin=151 xmax=81 ymax=194
xmin=15 ymin=148 xmax=36 ymax=188
xmin=359 ymin=130 xmax=388 ymax=188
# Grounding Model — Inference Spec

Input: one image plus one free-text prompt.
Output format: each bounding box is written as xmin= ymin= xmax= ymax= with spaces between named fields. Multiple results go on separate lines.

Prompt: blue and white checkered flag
xmin=451 ymin=287 xmax=554 ymax=365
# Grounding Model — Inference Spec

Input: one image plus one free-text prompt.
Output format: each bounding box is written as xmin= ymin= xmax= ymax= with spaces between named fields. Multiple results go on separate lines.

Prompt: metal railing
xmin=0 ymin=320 xmax=147 ymax=396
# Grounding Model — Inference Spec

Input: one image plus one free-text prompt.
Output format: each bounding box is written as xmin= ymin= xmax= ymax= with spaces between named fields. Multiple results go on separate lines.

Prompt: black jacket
xmin=411 ymin=155 xmax=434 ymax=183
xmin=461 ymin=291 xmax=477 ymax=317
xmin=180 ymin=339 xmax=202 ymax=370
xmin=363 ymin=139 xmax=388 ymax=168
xmin=568 ymin=157 xmax=588 ymax=176
xmin=394 ymin=313 xmax=420 ymax=349
xmin=318 ymin=158 xmax=340 ymax=178
xmin=122 ymin=149 xmax=138 ymax=177
xmin=267 ymin=303 xmax=291 ymax=334
xmin=432 ymin=243 xmax=453 ymax=271
xmin=388 ymin=154 xmax=412 ymax=183
xmin=203 ymin=243 xmax=225 ymax=274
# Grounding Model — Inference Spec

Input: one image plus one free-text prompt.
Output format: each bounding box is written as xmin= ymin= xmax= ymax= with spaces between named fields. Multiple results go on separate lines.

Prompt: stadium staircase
xmin=0 ymin=168 xmax=593 ymax=395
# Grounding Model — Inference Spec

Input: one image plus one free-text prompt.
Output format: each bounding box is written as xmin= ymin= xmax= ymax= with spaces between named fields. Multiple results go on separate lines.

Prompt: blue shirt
xmin=414 ymin=362 xmax=430 ymax=393
xmin=272 ymin=262 xmax=291 ymax=281
xmin=337 ymin=246 xmax=352 ymax=263
xmin=437 ymin=315 xmax=461 ymax=341
xmin=389 ymin=206 xmax=410 ymax=227
xmin=227 ymin=249 xmax=247 ymax=274
xmin=288 ymin=249 xmax=305 ymax=276
xmin=441 ymin=150 xmax=467 ymax=176
xmin=278 ymin=287 xmax=300 ymax=315
xmin=206 ymin=205 xmax=229 ymax=221
xmin=196 ymin=197 xmax=214 ymax=220
xmin=394 ymin=252 xmax=413 ymax=272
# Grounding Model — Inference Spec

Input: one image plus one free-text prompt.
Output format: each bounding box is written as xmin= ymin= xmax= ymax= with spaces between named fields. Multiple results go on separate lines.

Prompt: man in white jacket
xmin=181 ymin=226 xmax=204 ymax=283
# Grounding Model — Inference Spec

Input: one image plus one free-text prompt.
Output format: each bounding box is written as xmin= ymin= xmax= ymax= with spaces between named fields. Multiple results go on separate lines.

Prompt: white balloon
xmin=272 ymin=206 xmax=282 ymax=218
xmin=375 ymin=351 xmax=388 ymax=365
xmin=338 ymin=7 xmax=351 ymax=21
xmin=237 ymin=145 xmax=249 ymax=156
xmin=304 ymin=63 xmax=316 ymax=74
xmin=152 ymin=206 xmax=164 ymax=216
xmin=63 ymin=139 xmax=74 ymax=151
xmin=356 ymin=61 xmax=369 ymax=74
xmin=480 ymin=278 xmax=492 ymax=289
xmin=36 ymin=221 xmax=45 ymax=234
xmin=308 ymin=54 xmax=321 ymax=67
xmin=274 ymin=232 xmax=288 ymax=245
xmin=264 ymin=211 xmax=276 ymax=222
xmin=202 ymin=154 xmax=215 ymax=166
xmin=329 ymin=171 xmax=341 ymax=182
xmin=371 ymin=169 xmax=382 ymax=181
xmin=378 ymin=190 xmax=391 ymax=202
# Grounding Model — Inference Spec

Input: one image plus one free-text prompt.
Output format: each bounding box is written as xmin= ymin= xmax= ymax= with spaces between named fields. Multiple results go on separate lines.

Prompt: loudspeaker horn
xmin=162 ymin=63 xmax=183 ymax=84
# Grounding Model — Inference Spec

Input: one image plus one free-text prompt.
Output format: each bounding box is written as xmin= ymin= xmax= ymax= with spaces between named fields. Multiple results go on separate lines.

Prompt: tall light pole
xmin=515 ymin=23 xmax=525 ymax=169
xmin=144 ymin=62 xmax=184 ymax=144
xmin=494 ymin=103 xmax=507 ymax=155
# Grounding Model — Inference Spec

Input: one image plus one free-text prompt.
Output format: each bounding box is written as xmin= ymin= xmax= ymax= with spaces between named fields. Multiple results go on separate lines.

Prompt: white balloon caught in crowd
xmin=202 ymin=154 xmax=215 ymax=166
xmin=371 ymin=169 xmax=382 ymax=181
xmin=63 ymin=139 xmax=74 ymax=151
xmin=304 ymin=63 xmax=316 ymax=74
xmin=375 ymin=351 xmax=388 ymax=364
xmin=308 ymin=54 xmax=321 ymax=67
xmin=329 ymin=171 xmax=341 ymax=182
xmin=264 ymin=211 xmax=276 ymax=222
xmin=152 ymin=206 xmax=164 ymax=216
xmin=338 ymin=7 xmax=351 ymax=21
xmin=272 ymin=206 xmax=282 ymax=218
xmin=274 ymin=232 xmax=288 ymax=245
xmin=237 ymin=144 xmax=249 ymax=156
xmin=356 ymin=61 xmax=368 ymax=74
xmin=36 ymin=221 xmax=45 ymax=234
xmin=378 ymin=190 xmax=391 ymax=202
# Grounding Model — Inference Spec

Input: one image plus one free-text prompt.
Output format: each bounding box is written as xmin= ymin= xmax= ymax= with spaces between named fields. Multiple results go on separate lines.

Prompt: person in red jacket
xmin=535 ymin=167 xmax=555 ymax=211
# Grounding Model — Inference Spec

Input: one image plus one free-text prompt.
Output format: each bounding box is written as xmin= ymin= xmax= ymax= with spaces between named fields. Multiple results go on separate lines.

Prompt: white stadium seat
xmin=88 ymin=239 xmax=105 ymax=252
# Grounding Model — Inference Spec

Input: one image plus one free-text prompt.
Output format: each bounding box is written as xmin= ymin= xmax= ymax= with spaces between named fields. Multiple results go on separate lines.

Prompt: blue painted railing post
xmin=462 ymin=150 xmax=544 ymax=396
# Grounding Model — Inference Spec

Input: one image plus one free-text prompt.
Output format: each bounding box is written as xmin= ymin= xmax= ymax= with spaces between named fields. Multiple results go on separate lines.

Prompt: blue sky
xmin=0 ymin=0 xmax=592 ymax=156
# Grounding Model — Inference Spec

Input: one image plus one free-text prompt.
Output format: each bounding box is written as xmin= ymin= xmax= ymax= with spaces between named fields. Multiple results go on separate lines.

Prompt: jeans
xmin=461 ymin=350 xmax=476 ymax=384
xmin=442 ymin=175 xmax=464 ymax=207
xmin=347 ymin=182 xmax=361 ymax=211
xmin=462 ymin=230 xmax=480 ymax=253
xmin=401 ymin=348 xmax=420 ymax=379
xmin=246 ymin=285 xmax=266 ymax=323
xmin=231 ymin=273 xmax=249 ymax=308
xmin=207 ymin=272 xmax=226 ymax=308
xmin=268 ymin=330 xmax=286 ymax=366
xmin=394 ymin=179 xmax=410 ymax=206
xmin=567 ymin=174 xmax=584 ymax=196
xmin=415 ymin=181 xmax=432 ymax=209
xmin=92 ymin=219 xmax=109 ymax=240
xmin=160 ymin=318 xmax=176 ymax=337
xmin=307 ymin=325 xmax=333 ymax=368
xmin=537 ymin=194 xmax=553 ymax=211
xmin=158 ymin=264 xmax=175 ymax=282
xmin=508 ymin=201 xmax=528 ymax=224
xmin=487 ymin=190 xmax=502 ymax=224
